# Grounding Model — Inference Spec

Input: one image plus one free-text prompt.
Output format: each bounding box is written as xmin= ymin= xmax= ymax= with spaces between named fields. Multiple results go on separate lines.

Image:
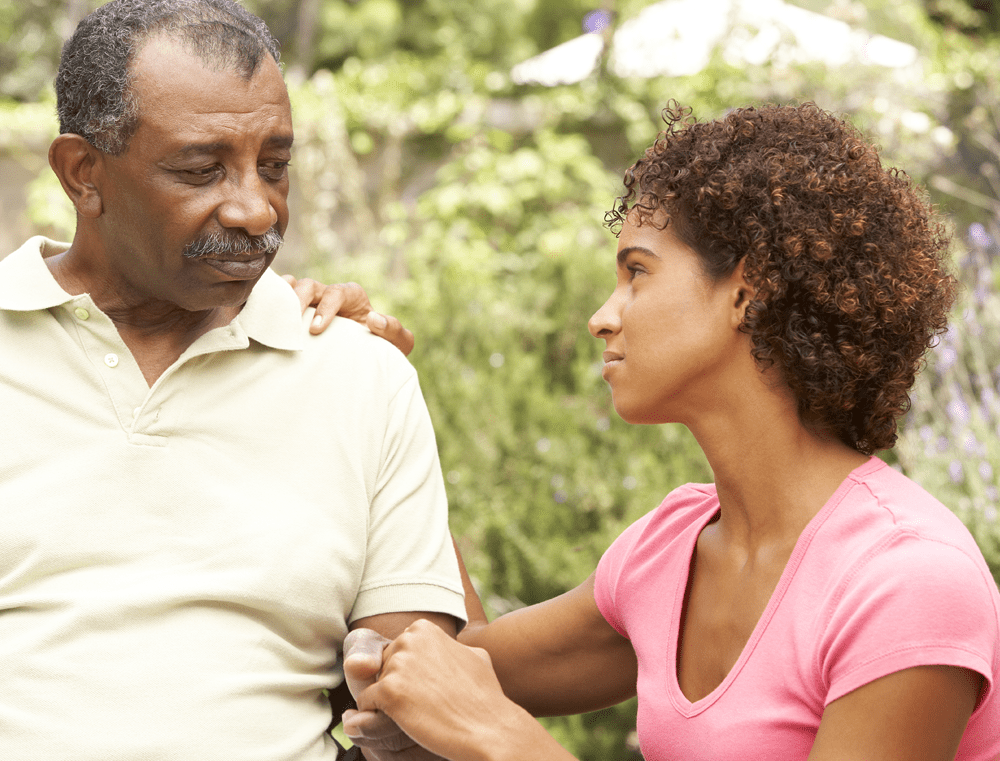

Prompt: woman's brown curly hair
xmin=606 ymin=102 xmax=957 ymax=454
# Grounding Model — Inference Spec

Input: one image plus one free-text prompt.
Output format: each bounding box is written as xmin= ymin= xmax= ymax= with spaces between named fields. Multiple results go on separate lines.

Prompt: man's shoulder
xmin=0 ymin=237 xmax=71 ymax=312
xmin=302 ymin=315 xmax=414 ymax=378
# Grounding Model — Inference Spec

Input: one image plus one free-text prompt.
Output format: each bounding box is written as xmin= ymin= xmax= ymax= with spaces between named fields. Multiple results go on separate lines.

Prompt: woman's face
xmin=588 ymin=214 xmax=746 ymax=425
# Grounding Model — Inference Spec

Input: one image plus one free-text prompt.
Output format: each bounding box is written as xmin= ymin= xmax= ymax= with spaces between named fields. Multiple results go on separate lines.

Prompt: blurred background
xmin=2 ymin=0 xmax=998 ymax=755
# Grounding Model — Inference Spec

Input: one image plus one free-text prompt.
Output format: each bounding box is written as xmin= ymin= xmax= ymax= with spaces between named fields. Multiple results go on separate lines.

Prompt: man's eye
xmin=260 ymin=161 xmax=290 ymax=180
xmin=182 ymin=166 xmax=219 ymax=181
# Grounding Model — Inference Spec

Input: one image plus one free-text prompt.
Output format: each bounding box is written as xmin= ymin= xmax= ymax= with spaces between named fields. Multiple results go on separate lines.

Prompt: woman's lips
xmin=602 ymin=351 xmax=624 ymax=379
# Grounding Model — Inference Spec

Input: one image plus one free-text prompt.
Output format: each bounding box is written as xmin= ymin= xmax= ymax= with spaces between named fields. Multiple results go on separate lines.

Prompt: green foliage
xmin=6 ymin=0 xmax=1000 ymax=757
xmin=287 ymin=12 xmax=1000 ymax=751
xmin=892 ymin=43 xmax=1000 ymax=586
xmin=0 ymin=0 xmax=91 ymax=102
xmin=896 ymin=221 xmax=1000 ymax=585
xmin=297 ymin=82 xmax=712 ymax=754
xmin=925 ymin=0 xmax=1000 ymax=36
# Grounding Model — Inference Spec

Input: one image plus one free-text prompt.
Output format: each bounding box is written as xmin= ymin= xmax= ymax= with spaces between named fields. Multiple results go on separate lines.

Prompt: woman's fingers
xmin=283 ymin=277 xmax=414 ymax=356
xmin=366 ymin=311 xmax=415 ymax=356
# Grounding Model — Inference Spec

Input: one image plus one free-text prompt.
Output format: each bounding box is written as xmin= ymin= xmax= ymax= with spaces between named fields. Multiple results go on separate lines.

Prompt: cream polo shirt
xmin=0 ymin=237 xmax=466 ymax=761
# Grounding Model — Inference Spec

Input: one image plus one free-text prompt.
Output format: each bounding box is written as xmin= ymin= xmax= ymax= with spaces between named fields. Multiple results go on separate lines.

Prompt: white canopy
xmin=511 ymin=0 xmax=920 ymax=86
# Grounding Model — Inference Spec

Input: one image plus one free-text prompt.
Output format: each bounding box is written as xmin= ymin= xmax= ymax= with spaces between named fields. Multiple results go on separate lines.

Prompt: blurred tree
xmin=0 ymin=0 xmax=95 ymax=101
xmin=925 ymin=0 xmax=1000 ymax=35
xmin=5 ymin=0 xmax=1000 ymax=757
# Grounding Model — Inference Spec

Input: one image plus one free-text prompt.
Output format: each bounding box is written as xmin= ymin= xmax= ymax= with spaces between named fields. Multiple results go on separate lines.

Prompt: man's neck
xmin=45 ymin=245 xmax=241 ymax=387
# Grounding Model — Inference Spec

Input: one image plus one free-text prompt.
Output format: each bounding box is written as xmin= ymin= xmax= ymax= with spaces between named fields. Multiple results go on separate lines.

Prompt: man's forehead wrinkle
xmin=130 ymin=33 xmax=287 ymax=97
xmin=166 ymin=133 xmax=293 ymax=159
xmin=136 ymin=25 xmax=279 ymax=79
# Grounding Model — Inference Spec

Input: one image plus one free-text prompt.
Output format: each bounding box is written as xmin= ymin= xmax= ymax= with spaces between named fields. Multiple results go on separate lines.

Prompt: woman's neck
xmin=688 ymin=369 xmax=871 ymax=552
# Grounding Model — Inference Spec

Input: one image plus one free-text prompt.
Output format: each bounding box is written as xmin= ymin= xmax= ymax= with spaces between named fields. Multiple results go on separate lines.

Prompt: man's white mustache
xmin=183 ymin=228 xmax=283 ymax=259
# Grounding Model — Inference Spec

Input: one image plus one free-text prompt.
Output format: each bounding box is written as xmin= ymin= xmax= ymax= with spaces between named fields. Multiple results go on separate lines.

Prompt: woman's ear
xmin=730 ymin=257 xmax=754 ymax=328
xmin=48 ymin=134 xmax=104 ymax=219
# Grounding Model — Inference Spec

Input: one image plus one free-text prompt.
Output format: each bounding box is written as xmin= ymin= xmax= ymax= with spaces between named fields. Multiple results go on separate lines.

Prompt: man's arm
xmin=342 ymin=555 xmax=637 ymax=758
xmin=353 ymin=611 xmax=458 ymax=641
xmin=328 ymin=613 xmax=457 ymax=730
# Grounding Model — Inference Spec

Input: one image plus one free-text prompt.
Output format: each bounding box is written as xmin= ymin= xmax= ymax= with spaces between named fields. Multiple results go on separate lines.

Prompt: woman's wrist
xmin=478 ymin=703 xmax=579 ymax=761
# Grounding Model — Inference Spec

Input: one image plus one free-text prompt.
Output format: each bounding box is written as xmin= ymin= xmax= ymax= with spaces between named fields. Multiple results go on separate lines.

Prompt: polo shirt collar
xmin=232 ymin=267 xmax=305 ymax=352
xmin=0 ymin=236 xmax=304 ymax=352
xmin=0 ymin=237 xmax=75 ymax=310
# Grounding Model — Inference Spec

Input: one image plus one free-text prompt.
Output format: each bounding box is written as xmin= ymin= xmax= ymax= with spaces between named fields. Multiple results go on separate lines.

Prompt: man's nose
xmin=217 ymin=171 xmax=279 ymax=237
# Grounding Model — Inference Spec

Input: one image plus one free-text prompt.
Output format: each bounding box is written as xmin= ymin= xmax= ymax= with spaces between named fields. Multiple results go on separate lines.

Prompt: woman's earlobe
xmin=48 ymin=134 xmax=104 ymax=219
xmin=729 ymin=258 xmax=754 ymax=324
xmin=731 ymin=286 xmax=752 ymax=327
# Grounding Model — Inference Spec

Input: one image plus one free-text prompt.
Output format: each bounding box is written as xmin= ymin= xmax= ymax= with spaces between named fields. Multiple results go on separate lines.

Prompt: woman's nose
xmin=588 ymin=289 xmax=622 ymax=339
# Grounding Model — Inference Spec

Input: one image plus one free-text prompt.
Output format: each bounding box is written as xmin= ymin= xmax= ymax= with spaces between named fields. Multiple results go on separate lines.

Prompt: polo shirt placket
xmin=54 ymin=292 xmax=171 ymax=445
xmin=0 ymin=237 xmax=302 ymax=448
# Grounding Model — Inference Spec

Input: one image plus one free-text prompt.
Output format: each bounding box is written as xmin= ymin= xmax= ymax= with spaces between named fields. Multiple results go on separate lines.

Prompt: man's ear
xmin=48 ymin=134 xmax=104 ymax=219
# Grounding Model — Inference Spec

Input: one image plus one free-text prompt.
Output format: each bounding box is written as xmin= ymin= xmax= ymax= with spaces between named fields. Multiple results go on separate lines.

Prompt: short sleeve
xmin=819 ymin=531 xmax=999 ymax=707
xmin=349 ymin=367 xmax=466 ymax=625
xmin=594 ymin=512 xmax=657 ymax=639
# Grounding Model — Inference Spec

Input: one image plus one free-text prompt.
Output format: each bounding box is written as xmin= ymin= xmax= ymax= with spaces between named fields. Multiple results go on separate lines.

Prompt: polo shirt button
xmin=74 ymin=307 xmax=90 ymax=321
xmin=104 ymin=353 xmax=119 ymax=368
xmin=132 ymin=407 xmax=141 ymax=419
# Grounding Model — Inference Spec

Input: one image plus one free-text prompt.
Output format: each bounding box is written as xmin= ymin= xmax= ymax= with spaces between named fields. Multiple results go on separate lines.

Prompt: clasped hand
xmin=341 ymin=622 xmax=517 ymax=761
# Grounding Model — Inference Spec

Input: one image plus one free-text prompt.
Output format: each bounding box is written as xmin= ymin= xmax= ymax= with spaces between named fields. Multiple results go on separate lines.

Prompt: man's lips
xmin=199 ymin=255 xmax=268 ymax=280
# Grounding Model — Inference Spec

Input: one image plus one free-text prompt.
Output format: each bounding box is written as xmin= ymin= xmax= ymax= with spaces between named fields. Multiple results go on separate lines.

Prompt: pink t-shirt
xmin=595 ymin=457 xmax=1000 ymax=759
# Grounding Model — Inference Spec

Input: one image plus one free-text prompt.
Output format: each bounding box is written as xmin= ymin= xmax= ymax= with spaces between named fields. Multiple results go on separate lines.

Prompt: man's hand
xmin=282 ymin=276 xmax=415 ymax=356
xmin=343 ymin=629 xmax=444 ymax=760
xmin=346 ymin=622 xmax=576 ymax=761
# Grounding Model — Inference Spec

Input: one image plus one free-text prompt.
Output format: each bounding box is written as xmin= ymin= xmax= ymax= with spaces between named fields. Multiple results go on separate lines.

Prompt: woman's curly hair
xmin=606 ymin=102 xmax=957 ymax=453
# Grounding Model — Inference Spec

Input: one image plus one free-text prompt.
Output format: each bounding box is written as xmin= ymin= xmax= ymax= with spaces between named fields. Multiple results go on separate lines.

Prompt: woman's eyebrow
xmin=617 ymin=246 xmax=662 ymax=266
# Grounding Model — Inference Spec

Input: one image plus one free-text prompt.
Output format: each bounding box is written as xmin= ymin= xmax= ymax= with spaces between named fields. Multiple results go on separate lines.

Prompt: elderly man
xmin=0 ymin=1 xmax=464 ymax=759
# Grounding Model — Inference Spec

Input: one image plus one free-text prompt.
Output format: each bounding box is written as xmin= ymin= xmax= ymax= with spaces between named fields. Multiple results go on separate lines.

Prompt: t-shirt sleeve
xmin=595 ymin=512 xmax=656 ymax=639
xmin=818 ymin=532 xmax=999 ymax=707
xmin=349 ymin=367 xmax=467 ymax=625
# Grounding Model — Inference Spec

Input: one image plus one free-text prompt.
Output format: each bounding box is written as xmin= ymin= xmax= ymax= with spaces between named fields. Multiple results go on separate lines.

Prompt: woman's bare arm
xmin=808 ymin=665 xmax=982 ymax=761
xmin=342 ymin=545 xmax=636 ymax=758
xmin=458 ymin=570 xmax=637 ymax=716
xmin=354 ymin=620 xmax=580 ymax=761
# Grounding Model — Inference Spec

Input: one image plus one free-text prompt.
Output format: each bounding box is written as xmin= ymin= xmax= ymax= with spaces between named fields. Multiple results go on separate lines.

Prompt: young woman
xmin=341 ymin=103 xmax=1000 ymax=761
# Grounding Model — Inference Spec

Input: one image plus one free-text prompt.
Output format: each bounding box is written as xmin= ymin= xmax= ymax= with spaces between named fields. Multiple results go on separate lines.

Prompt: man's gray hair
xmin=56 ymin=0 xmax=281 ymax=156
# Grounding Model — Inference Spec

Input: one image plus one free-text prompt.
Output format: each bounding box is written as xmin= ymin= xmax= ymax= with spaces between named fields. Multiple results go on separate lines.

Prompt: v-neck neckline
xmin=666 ymin=457 xmax=881 ymax=715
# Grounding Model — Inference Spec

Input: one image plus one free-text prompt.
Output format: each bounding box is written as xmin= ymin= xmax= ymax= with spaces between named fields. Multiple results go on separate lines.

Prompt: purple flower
xmin=947 ymin=396 xmax=971 ymax=424
xmin=949 ymin=460 xmax=964 ymax=483
xmin=936 ymin=345 xmax=959 ymax=373
xmin=969 ymin=222 xmax=992 ymax=248
xmin=583 ymin=9 xmax=612 ymax=33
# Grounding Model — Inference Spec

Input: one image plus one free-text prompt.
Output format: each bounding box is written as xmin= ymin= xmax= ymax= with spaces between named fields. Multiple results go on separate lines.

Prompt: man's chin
xmin=181 ymin=275 xmax=262 ymax=314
